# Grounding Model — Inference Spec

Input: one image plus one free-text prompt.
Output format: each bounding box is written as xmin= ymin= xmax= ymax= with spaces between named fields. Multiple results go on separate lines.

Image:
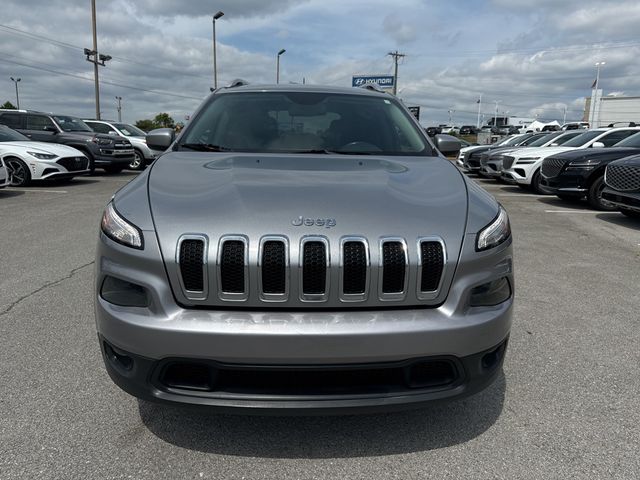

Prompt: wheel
xmin=104 ymin=165 xmax=124 ymax=174
xmin=5 ymin=157 xmax=31 ymax=187
xmin=620 ymin=209 xmax=640 ymax=219
xmin=530 ymin=169 xmax=548 ymax=194
xmin=587 ymin=176 xmax=616 ymax=211
xmin=129 ymin=150 xmax=145 ymax=171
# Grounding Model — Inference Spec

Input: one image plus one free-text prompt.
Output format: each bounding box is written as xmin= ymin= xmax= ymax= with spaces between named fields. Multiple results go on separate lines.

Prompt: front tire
xmin=587 ymin=176 xmax=616 ymax=211
xmin=530 ymin=169 xmax=547 ymax=194
xmin=129 ymin=150 xmax=145 ymax=171
xmin=5 ymin=157 xmax=31 ymax=187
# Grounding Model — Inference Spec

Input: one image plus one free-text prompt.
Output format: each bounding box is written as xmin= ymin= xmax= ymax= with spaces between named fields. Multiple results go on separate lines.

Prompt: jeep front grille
xmin=605 ymin=163 xmax=640 ymax=191
xmin=175 ymin=235 xmax=447 ymax=306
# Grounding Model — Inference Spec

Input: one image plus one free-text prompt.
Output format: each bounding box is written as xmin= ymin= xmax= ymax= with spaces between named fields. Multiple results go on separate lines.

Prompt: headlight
xmin=476 ymin=206 xmax=511 ymax=251
xmin=27 ymin=151 xmax=57 ymax=160
xmin=566 ymin=159 xmax=601 ymax=170
xmin=101 ymin=202 xmax=144 ymax=249
xmin=515 ymin=157 xmax=540 ymax=164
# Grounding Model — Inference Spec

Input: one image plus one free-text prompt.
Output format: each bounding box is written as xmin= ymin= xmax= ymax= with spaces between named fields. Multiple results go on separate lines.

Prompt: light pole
xmin=494 ymin=100 xmax=500 ymax=130
xmin=591 ymin=61 xmax=605 ymax=127
xmin=212 ymin=11 xmax=224 ymax=90
xmin=276 ymin=49 xmax=286 ymax=84
xmin=115 ymin=96 xmax=122 ymax=122
xmin=476 ymin=94 xmax=482 ymax=129
xmin=448 ymin=109 xmax=454 ymax=124
xmin=10 ymin=77 xmax=21 ymax=109
xmin=85 ymin=0 xmax=111 ymax=119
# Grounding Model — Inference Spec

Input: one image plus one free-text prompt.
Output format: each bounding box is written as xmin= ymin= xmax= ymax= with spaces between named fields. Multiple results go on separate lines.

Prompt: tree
xmin=154 ymin=113 xmax=175 ymax=129
xmin=1 ymin=101 xmax=16 ymax=109
xmin=135 ymin=119 xmax=155 ymax=132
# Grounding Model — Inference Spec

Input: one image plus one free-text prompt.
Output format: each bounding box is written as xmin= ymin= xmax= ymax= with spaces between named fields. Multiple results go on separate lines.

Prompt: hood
xmin=511 ymin=146 xmax=576 ymax=159
xmin=547 ymin=147 xmax=639 ymax=163
xmin=146 ymin=152 xmax=469 ymax=307
xmin=0 ymin=141 xmax=85 ymax=157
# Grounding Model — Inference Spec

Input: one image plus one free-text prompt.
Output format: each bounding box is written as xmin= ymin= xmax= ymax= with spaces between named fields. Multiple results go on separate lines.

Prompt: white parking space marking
xmin=497 ymin=193 xmax=548 ymax=197
xmin=544 ymin=209 xmax=600 ymax=213
xmin=10 ymin=189 xmax=68 ymax=194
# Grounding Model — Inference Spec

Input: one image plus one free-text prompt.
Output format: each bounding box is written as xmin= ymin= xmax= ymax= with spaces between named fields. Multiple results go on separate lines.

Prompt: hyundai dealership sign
xmin=352 ymin=75 xmax=395 ymax=89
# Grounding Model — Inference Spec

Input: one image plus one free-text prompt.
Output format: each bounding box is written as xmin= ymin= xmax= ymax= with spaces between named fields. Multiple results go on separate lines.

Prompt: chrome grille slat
xmin=176 ymin=235 xmax=208 ymax=300
xmin=217 ymin=235 xmax=249 ymax=301
xmin=379 ymin=238 xmax=408 ymax=301
xmin=299 ymin=237 xmax=330 ymax=302
xmin=340 ymin=237 xmax=369 ymax=302
xmin=606 ymin=164 xmax=640 ymax=191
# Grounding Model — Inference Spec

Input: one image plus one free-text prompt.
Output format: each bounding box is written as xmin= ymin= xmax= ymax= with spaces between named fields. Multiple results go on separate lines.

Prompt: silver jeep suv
xmin=95 ymin=83 xmax=513 ymax=413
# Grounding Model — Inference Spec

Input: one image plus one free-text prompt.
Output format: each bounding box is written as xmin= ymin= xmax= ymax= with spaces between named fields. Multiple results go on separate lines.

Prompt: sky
xmin=1 ymin=0 xmax=640 ymax=127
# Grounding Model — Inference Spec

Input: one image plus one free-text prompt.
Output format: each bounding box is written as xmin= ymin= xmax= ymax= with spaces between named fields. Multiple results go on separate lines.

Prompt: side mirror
xmin=592 ymin=141 xmax=605 ymax=149
xmin=434 ymin=134 xmax=462 ymax=156
xmin=43 ymin=126 xmax=57 ymax=133
xmin=146 ymin=128 xmax=175 ymax=150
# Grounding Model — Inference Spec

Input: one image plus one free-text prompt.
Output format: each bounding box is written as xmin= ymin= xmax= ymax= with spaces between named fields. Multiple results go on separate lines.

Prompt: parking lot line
xmin=497 ymin=193 xmax=548 ymax=197
xmin=10 ymin=188 xmax=68 ymax=194
xmin=544 ymin=209 xmax=600 ymax=213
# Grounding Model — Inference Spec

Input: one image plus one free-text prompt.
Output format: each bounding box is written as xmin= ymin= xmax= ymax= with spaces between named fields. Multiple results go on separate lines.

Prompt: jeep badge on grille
xmin=292 ymin=216 xmax=336 ymax=228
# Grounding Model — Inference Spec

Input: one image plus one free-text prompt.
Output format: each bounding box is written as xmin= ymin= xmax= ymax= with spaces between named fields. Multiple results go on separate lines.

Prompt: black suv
xmin=540 ymin=131 xmax=640 ymax=210
xmin=602 ymin=155 xmax=640 ymax=218
xmin=0 ymin=110 xmax=134 ymax=173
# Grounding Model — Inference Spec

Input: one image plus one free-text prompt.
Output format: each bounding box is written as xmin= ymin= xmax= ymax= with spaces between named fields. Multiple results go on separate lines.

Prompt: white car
xmin=84 ymin=120 xmax=162 ymax=170
xmin=0 ymin=126 xmax=90 ymax=187
xmin=0 ymin=157 xmax=9 ymax=188
xmin=501 ymin=127 xmax=640 ymax=193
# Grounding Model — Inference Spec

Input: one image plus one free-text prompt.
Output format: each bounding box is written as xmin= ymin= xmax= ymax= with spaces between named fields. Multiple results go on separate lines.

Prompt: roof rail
xmin=227 ymin=78 xmax=249 ymax=88
xmin=358 ymin=83 xmax=387 ymax=94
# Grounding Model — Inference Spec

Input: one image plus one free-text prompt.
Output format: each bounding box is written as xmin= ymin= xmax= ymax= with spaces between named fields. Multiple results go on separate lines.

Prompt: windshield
xmin=114 ymin=123 xmax=146 ymax=136
xmin=53 ymin=115 xmax=93 ymax=132
xmin=0 ymin=128 xmax=30 ymax=142
xmin=499 ymin=135 xmax=527 ymax=146
xmin=561 ymin=130 xmax=602 ymax=147
xmin=527 ymin=133 xmax=559 ymax=147
xmin=519 ymin=134 xmax=549 ymax=146
xmin=180 ymin=91 xmax=433 ymax=155
xmin=613 ymin=132 xmax=640 ymax=148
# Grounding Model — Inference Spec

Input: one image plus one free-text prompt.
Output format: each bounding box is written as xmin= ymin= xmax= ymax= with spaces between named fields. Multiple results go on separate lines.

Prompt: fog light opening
xmin=104 ymin=341 xmax=134 ymax=372
xmin=481 ymin=342 xmax=507 ymax=370
xmin=161 ymin=363 xmax=214 ymax=392
xmin=100 ymin=276 xmax=149 ymax=307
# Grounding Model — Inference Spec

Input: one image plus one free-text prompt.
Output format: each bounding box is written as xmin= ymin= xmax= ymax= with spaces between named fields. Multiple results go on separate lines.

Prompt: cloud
xmin=382 ymin=14 xmax=417 ymax=45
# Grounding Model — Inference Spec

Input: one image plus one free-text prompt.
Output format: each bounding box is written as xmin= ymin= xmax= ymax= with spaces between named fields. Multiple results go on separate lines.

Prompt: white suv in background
xmin=501 ymin=127 xmax=640 ymax=193
xmin=84 ymin=120 xmax=163 ymax=170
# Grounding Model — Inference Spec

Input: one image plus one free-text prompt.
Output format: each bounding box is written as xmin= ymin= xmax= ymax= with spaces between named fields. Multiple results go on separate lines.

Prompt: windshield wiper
xmin=179 ymin=143 xmax=233 ymax=152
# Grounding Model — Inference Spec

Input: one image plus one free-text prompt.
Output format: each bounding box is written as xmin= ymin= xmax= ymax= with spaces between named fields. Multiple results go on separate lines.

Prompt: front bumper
xmin=541 ymin=170 xmax=590 ymax=196
xmin=601 ymin=187 xmax=640 ymax=213
xmin=94 ymin=149 xmax=135 ymax=166
xmin=95 ymin=230 xmax=513 ymax=412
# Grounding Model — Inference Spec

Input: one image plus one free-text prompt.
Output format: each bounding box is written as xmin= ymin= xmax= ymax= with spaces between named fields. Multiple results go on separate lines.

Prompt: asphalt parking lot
xmin=1 ymin=169 xmax=639 ymax=479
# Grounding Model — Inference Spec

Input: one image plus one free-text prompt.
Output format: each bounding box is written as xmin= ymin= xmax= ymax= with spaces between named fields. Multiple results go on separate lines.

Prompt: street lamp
xmin=591 ymin=61 xmax=606 ymax=127
xmin=212 ymin=11 xmax=224 ymax=90
xmin=276 ymin=49 xmax=286 ymax=84
xmin=10 ymin=77 xmax=21 ymax=109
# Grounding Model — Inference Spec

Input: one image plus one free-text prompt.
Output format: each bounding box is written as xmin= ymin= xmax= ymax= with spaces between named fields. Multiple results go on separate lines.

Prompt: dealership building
xmin=583 ymin=91 xmax=640 ymax=127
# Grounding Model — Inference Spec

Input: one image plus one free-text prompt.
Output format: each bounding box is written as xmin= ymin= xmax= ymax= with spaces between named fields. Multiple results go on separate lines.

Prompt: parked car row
xmin=457 ymin=128 xmax=640 ymax=217
xmin=0 ymin=109 xmax=163 ymax=187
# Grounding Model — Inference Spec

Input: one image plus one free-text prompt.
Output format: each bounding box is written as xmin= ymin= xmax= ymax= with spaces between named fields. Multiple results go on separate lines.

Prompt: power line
xmin=0 ymin=55 xmax=203 ymax=101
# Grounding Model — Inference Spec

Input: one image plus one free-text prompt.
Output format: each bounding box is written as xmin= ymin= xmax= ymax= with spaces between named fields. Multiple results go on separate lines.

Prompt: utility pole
xmin=85 ymin=0 xmax=111 ymax=119
xmin=476 ymin=94 xmax=482 ymax=129
xmin=10 ymin=77 xmax=21 ymax=109
xmin=387 ymin=51 xmax=405 ymax=95
xmin=494 ymin=100 xmax=500 ymax=129
xmin=448 ymin=109 xmax=454 ymax=124
xmin=562 ymin=106 xmax=567 ymax=125
xmin=115 ymin=96 xmax=122 ymax=122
